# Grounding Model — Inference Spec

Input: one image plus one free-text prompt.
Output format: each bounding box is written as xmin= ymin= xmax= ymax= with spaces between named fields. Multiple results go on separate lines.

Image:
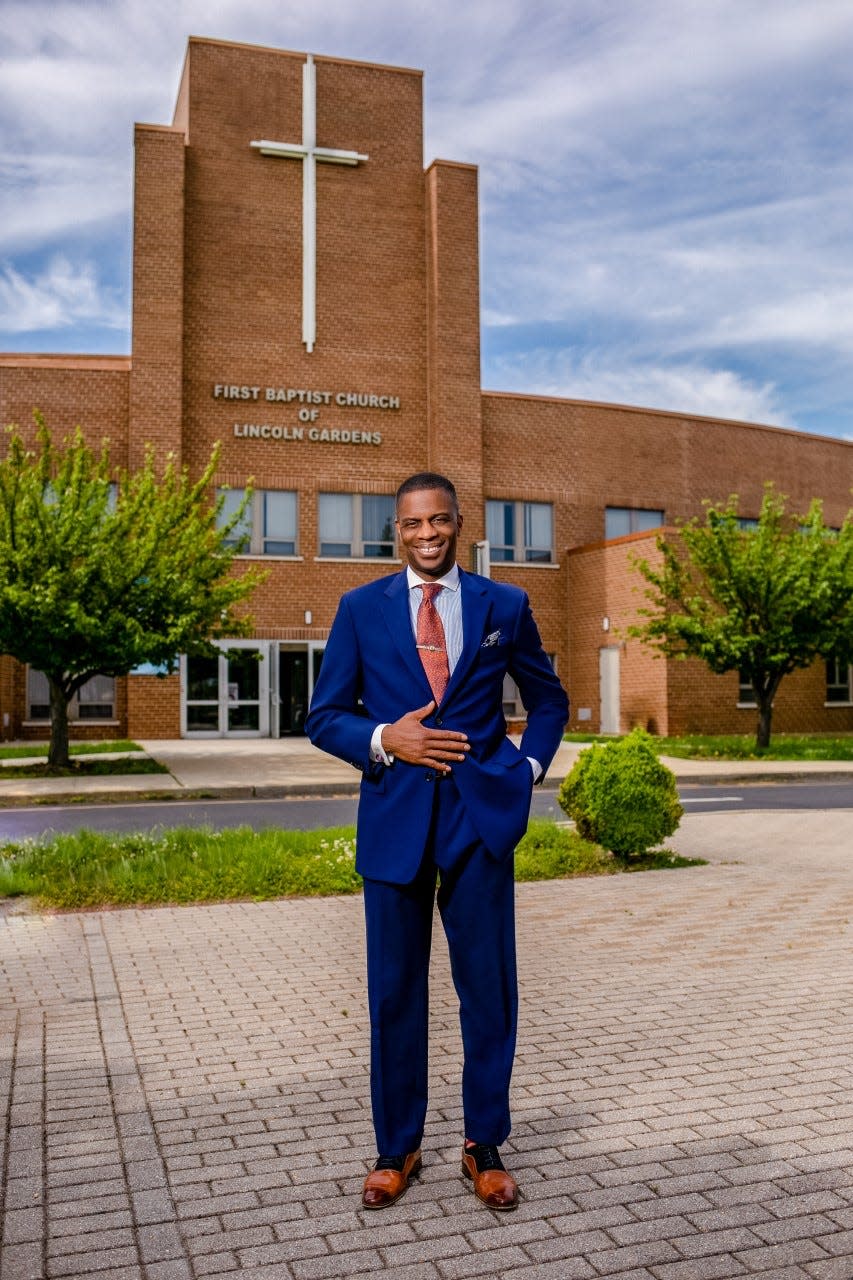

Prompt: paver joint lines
xmin=0 ymin=809 xmax=852 ymax=1277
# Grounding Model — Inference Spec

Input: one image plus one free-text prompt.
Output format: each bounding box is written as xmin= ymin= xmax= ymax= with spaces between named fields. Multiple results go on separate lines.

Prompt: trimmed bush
xmin=558 ymin=728 xmax=683 ymax=858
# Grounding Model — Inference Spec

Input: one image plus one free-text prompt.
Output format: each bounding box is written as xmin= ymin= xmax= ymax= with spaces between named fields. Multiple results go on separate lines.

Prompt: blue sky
xmin=2 ymin=0 xmax=853 ymax=441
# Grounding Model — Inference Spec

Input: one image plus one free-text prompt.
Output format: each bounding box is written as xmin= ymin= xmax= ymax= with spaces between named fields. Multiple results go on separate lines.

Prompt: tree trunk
xmin=47 ymin=677 xmax=71 ymax=769
xmin=755 ymin=697 xmax=773 ymax=750
xmin=753 ymin=670 xmax=785 ymax=751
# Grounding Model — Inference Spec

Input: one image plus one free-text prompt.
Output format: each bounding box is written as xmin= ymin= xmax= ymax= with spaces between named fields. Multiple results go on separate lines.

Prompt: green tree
xmin=0 ymin=415 xmax=264 ymax=767
xmin=630 ymin=485 xmax=853 ymax=749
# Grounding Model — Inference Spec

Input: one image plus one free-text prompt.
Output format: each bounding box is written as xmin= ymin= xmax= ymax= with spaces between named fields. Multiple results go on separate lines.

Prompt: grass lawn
xmin=0 ymin=740 xmax=162 ymax=777
xmin=0 ymin=757 xmax=168 ymax=779
xmin=0 ymin=740 xmax=144 ymax=760
xmin=0 ymin=818 xmax=704 ymax=910
xmin=564 ymin=732 xmax=853 ymax=761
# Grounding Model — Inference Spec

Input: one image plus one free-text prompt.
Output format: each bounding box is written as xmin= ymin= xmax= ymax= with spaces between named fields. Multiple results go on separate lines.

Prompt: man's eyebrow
xmin=398 ymin=512 xmax=452 ymax=522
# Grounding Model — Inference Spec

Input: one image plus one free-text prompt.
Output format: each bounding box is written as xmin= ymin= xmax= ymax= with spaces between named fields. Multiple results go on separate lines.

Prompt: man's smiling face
xmin=396 ymin=487 xmax=462 ymax=580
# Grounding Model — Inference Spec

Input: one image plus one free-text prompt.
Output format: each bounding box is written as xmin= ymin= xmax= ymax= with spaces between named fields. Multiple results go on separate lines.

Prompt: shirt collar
xmin=406 ymin=563 xmax=460 ymax=592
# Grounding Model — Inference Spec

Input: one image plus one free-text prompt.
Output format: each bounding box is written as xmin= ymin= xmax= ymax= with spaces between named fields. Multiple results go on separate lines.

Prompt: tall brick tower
xmin=129 ymin=37 xmax=483 ymax=536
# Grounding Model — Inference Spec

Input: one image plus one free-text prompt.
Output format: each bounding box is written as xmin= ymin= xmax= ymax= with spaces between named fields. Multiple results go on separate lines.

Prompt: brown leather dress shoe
xmin=461 ymin=1143 xmax=518 ymax=1210
xmin=362 ymin=1149 xmax=422 ymax=1209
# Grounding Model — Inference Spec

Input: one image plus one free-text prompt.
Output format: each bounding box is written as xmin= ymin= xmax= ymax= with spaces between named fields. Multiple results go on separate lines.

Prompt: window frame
xmin=318 ymin=492 xmax=396 ymax=559
xmin=604 ymin=506 xmax=665 ymax=540
xmin=826 ymin=656 xmax=853 ymax=705
xmin=26 ymin=668 xmax=117 ymax=723
xmin=216 ymin=488 xmax=299 ymax=557
xmin=737 ymin=670 xmax=757 ymax=707
xmin=486 ymin=499 xmax=554 ymax=564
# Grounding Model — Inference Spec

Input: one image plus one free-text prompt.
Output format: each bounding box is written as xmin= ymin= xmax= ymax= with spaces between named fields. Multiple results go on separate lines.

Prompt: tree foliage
xmin=0 ymin=415 xmax=264 ymax=766
xmin=630 ymin=485 xmax=853 ymax=748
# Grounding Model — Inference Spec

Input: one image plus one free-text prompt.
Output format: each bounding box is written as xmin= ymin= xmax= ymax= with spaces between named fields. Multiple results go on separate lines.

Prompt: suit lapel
xmin=442 ymin=569 xmax=492 ymax=707
xmin=380 ymin=569 xmax=434 ymax=698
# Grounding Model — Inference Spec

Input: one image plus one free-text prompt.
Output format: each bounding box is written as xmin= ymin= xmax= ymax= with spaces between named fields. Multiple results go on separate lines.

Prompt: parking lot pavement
xmin=1 ymin=808 xmax=852 ymax=1279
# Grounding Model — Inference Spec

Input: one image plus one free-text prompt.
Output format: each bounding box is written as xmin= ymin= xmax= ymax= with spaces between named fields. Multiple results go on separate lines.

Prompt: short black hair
xmin=395 ymin=472 xmax=458 ymax=512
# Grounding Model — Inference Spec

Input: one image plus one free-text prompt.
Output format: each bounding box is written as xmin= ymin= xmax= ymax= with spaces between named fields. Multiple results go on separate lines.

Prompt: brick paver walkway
xmin=1 ymin=809 xmax=852 ymax=1279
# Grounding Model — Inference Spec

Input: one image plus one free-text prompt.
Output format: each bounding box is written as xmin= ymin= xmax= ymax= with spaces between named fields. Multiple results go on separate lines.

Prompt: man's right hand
xmin=381 ymin=701 xmax=470 ymax=772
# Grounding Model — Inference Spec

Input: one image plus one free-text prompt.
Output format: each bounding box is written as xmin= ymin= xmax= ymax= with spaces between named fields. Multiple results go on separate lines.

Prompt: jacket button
xmin=435 ymin=716 xmax=442 ymax=726
xmin=425 ymin=771 xmax=433 ymax=782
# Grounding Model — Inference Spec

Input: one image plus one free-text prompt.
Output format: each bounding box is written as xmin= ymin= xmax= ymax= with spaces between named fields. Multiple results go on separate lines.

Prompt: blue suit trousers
xmin=362 ymin=777 xmax=518 ymax=1155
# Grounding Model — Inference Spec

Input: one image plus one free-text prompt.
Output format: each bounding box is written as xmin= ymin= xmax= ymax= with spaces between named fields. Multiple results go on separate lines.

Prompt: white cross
xmin=251 ymin=54 xmax=368 ymax=353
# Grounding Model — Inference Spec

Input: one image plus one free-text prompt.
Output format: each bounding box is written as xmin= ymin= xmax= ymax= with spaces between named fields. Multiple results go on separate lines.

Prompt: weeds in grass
xmin=0 ymin=758 xmax=168 ymax=779
xmin=0 ymin=820 xmax=704 ymax=911
xmin=0 ymin=741 xmax=144 ymax=761
xmin=563 ymin=732 xmax=853 ymax=761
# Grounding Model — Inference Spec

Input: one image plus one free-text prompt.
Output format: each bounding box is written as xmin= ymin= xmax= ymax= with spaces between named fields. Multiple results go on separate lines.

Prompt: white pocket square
xmin=481 ymin=629 xmax=503 ymax=648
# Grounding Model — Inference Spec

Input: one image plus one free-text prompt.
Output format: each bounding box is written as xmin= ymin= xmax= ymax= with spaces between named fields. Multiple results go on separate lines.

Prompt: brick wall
xmin=0 ymin=357 xmax=130 ymax=463
xmin=667 ymin=655 xmax=853 ymax=736
xmin=129 ymin=123 xmax=185 ymax=468
xmin=127 ymin=674 xmax=181 ymax=738
xmin=566 ymin=534 xmax=669 ymax=734
xmin=425 ymin=161 xmax=483 ymax=534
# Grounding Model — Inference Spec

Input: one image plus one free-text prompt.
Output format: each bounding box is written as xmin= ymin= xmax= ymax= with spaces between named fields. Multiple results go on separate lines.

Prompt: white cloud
xmin=0 ymin=257 xmax=125 ymax=334
xmin=485 ymin=348 xmax=794 ymax=429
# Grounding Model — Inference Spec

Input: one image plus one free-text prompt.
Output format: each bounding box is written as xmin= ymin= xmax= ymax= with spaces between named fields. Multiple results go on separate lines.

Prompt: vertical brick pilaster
xmin=129 ymin=124 xmax=186 ymax=470
xmin=425 ymin=161 xmax=484 ymax=541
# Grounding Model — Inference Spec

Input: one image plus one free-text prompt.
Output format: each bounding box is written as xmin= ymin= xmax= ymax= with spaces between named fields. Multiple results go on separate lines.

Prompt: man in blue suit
xmin=306 ymin=472 xmax=569 ymax=1211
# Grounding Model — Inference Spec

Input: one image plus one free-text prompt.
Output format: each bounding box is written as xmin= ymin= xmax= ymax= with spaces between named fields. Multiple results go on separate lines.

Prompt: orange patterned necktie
xmin=416 ymin=582 xmax=450 ymax=703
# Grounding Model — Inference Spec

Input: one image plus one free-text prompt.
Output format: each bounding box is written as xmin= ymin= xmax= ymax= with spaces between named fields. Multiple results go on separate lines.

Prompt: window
xmin=216 ymin=489 xmax=298 ymax=555
xmin=318 ymin=493 xmax=395 ymax=558
xmin=826 ymin=656 xmax=852 ymax=704
xmin=605 ymin=507 xmax=664 ymax=540
xmin=486 ymin=500 xmax=553 ymax=563
xmin=262 ymin=491 xmax=297 ymax=555
xmin=737 ymin=670 xmax=756 ymax=706
xmin=737 ymin=517 xmax=760 ymax=531
xmin=503 ymin=654 xmax=558 ymax=718
xmin=27 ymin=669 xmax=116 ymax=721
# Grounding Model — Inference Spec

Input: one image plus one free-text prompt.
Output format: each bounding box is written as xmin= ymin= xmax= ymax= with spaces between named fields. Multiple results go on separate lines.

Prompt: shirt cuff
xmin=527 ymin=756 xmax=543 ymax=783
xmin=370 ymin=723 xmax=394 ymax=766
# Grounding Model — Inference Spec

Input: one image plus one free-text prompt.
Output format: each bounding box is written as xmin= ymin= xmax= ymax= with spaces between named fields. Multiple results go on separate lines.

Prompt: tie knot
xmin=421 ymin=582 xmax=442 ymax=602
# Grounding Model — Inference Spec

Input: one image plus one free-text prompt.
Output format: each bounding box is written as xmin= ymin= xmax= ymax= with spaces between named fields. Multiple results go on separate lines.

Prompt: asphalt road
xmin=0 ymin=781 xmax=851 ymax=842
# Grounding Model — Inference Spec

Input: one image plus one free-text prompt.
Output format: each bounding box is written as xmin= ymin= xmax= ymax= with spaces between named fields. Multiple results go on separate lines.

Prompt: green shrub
xmin=514 ymin=818 xmax=615 ymax=881
xmin=558 ymin=728 xmax=683 ymax=859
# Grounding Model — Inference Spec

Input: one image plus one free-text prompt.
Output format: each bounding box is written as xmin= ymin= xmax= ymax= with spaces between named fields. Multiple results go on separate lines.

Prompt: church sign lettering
xmin=232 ymin=423 xmax=382 ymax=445
xmin=213 ymin=381 xmax=398 ymax=446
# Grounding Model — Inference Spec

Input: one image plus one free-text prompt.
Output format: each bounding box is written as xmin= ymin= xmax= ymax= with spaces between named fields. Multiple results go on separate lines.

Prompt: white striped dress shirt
xmin=405 ymin=563 xmax=464 ymax=672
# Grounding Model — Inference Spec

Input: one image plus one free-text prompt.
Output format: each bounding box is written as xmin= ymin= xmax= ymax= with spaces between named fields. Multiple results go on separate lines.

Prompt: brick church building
xmin=1 ymin=36 xmax=851 ymax=741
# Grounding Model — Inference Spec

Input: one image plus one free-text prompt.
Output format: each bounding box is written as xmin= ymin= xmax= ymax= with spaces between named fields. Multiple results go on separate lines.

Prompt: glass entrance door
xmin=279 ymin=650 xmax=308 ymax=734
xmin=272 ymin=642 xmax=326 ymax=737
xmin=182 ymin=643 xmax=269 ymax=736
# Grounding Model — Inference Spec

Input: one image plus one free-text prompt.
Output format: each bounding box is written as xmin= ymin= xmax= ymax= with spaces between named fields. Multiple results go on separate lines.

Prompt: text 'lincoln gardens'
xmin=232 ymin=423 xmax=382 ymax=444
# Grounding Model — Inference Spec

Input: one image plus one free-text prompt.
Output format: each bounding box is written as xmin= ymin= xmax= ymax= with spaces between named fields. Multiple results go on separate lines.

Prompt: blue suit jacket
xmin=305 ymin=567 xmax=570 ymax=882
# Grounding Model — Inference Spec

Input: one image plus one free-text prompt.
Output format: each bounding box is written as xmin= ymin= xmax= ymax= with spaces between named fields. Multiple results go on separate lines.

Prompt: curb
xmin=2 ymin=771 xmax=852 ymax=809
xmin=0 ymin=782 xmax=363 ymax=809
xmin=663 ymin=770 xmax=853 ymax=786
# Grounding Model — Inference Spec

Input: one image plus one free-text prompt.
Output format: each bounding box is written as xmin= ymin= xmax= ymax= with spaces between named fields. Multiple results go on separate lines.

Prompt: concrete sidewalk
xmin=1 ymin=807 xmax=852 ymax=1279
xmin=1 ymin=736 xmax=852 ymax=804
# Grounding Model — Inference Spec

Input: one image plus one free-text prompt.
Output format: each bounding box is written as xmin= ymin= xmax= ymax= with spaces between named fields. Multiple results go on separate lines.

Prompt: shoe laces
xmin=375 ymin=1155 xmax=405 ymax=1172
xmin=466 ymin=1143 xmax=505 ymax=1174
